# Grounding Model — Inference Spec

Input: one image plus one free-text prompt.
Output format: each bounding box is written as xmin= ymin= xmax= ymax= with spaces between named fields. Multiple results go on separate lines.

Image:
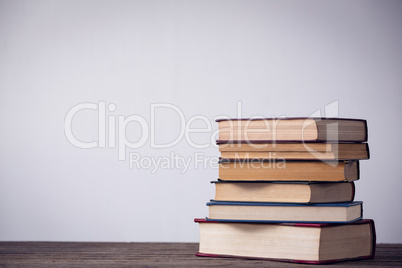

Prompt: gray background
xmin=1 ymin=0 xmax=401 ymax=243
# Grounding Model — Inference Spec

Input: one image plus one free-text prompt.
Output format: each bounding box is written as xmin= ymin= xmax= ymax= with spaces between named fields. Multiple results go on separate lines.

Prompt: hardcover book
xmin=213 ymin=181 xmax=355 ymax=203
xmin=219 ymin=160 xmax=359 ymax=182
xmin=217 ymin=117 xmax=368 ymax=142
xmin=218 ymin=142 xmax=369 ymax=160
xmin=195 ymin=218 xmax=376 ymax=264
xmin=207 ymin=201 xmax=363 ymax=223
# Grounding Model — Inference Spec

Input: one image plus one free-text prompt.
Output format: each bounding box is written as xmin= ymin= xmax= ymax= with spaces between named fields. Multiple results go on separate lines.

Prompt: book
xmin=213 ymin=181 xmax=355 ymax=203
xmin=219 ymin=160 xmax=359 ymax=182
xmin=195 ymin=218 xmax=376 ymax=264
xmin=218 ymin=142 xmax=369 ymax=160
xmin=207 ymin=201 xmax=362 ymax=223
xmin=217 ymin=117 xmax=368 ymax=142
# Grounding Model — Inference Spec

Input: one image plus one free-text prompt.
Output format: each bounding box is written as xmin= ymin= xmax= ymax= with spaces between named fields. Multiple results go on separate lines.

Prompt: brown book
xmin=217 ymin=118 xmax=368 ymax=142
xmin=218 ymin=142 xmax=369 ymax=160
xmin=195 ymin=218 xmax=376 ymax=264
xmin=213 ymin=181 xmax=355 ymax=203
xmin=219 ymin=160 xmax=359 ymax=182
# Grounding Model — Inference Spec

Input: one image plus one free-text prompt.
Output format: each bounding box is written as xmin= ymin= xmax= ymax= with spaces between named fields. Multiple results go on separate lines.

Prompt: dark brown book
xmin=219 ymin=160 xmax=359 ymax=182
xmin=217 ymin=117 xmax=368 ymax=142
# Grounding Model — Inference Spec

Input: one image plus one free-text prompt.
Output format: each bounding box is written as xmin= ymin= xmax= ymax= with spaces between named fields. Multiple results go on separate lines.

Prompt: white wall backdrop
xmin=0 ymin=0 xmax=401 ymax=243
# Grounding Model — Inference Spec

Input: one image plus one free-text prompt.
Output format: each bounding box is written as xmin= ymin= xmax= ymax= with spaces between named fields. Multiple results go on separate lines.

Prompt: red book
xmin=195 ymin=218 xmax=375 ymax=264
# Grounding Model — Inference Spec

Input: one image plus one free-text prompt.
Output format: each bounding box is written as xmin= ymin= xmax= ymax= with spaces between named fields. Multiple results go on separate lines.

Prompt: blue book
xmin=206 ymin=201 xmax=363 ymax=223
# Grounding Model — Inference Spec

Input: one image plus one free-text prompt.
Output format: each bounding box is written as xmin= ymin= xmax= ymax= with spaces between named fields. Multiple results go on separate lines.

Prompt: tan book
xmin=218 ymin=142 xmax=369 ymax=160
xmin=207 ymin=201 xmax=362 ymax=223
xmin=219 ymin=160 xmax=359 ymax=182
xmin=195 ymin=218 xmax=376 ymax=264
xmin=217 ymin=118 xmax=368 ymax=142
xmin=213 ymin=181 xmax=355 ymax=203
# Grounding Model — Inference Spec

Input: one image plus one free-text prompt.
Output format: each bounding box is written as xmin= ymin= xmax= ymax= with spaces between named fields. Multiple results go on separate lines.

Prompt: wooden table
xmin=0 ymin=242 xmax=401 ymax=267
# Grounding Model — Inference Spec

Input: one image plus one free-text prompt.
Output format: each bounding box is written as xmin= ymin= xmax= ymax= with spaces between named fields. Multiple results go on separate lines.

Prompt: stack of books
xmin=195 ymin=117 xmax=376 ymax=264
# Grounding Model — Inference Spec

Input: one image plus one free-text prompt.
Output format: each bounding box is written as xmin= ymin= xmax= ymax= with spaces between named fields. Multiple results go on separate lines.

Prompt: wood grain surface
xmin=0 ymin=242 xmax=401 ymax=267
